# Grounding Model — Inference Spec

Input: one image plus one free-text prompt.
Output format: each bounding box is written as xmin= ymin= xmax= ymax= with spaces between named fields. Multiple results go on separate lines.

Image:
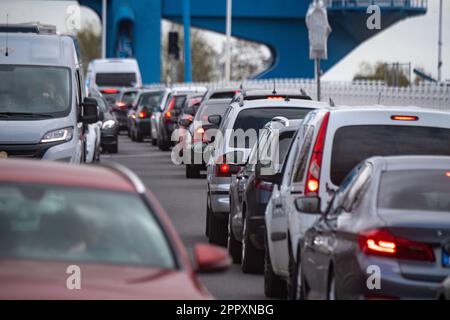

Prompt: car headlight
xmin=102 ymin=120 xmax=116 ymax=130
xmin=40 ymin=127 xmax=74 ymax=143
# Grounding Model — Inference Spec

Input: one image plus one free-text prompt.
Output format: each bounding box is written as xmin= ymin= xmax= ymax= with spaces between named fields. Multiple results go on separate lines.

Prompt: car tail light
xmin=214 ymin=162 xmax=242 ymax=177
xmin=267 ymin=96 xmax=284 ymax=100
xmin=101 ymin=88 xmax=119 ymax=94
xmin=165 ymin=98 xmax=175 ymax=121
xmin=305 ymin=112 xmax=329 ymax=196
xmin=391 ymin=115 xmax=418 ymax=121
xmin=151 ymin=114 xmax=156 ymax=119
xmin=116 ymin=101 xmax=126 ymax=110
xmin=253 ymin=177 xmax=274 ymax=192
xmin=139 ymin=111 xmax=148 ymax=119
xmin=193 ymin=127 xmax=209 ymax=143
xmin=445 ymin=171 xmax=450 ymax=177
xmin=358 ymin=229 xmax=435 ymax=262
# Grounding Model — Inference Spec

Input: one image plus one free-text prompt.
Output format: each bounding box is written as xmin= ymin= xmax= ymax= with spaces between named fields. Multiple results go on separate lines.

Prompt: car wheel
xmin=151 ymin=137 xmax=157 ymax=146
xmin=205 ymin=194 xmax=211 ymax=237
xmin=136 ymin=129 xmax=143 ymax=142
xmin=208 ymin=203 xmax=227 ymax=246
xmin=186 ymin=164 xmax=200 ymax=179
xmin=327 ymin=269 xmax=337 ymax=300
xmin=241 ymin=214 xmax=264 ymax=274
xmin=158 ymin=136 xmax=170 ymax=151
xmin=287 ymin=245 xmax=299 ymax=300
xmin=227 ymin=212 xmax=242 ymax=264
xmin=264 ymin=236 xmax=287 ymax=299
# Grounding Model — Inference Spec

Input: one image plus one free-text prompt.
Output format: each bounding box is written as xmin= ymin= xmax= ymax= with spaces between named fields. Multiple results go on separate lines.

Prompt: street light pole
xmin=225 ymin=0 xmax=232 ymax=83
xmin=101 ymin=0 xmax=107 ymax=58
xmin=438 ymin=0 xmax=443 ymax=82
xmin=183 ymin=0 xmax=192 ymax=82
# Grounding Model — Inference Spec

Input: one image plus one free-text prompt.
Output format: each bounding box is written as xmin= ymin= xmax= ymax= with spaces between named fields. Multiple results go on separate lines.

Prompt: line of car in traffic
xmin=141 ymin=84 xmax=450 ymax=300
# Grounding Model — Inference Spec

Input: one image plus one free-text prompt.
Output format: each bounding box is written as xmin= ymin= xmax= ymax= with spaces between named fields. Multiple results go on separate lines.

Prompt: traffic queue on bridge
xmin=0 ymin=23 xmax=449 ymax=300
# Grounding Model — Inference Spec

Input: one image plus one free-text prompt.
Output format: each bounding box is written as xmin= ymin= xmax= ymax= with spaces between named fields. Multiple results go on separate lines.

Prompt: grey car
xmin=299 ymin=155 xmax=450 ymax=300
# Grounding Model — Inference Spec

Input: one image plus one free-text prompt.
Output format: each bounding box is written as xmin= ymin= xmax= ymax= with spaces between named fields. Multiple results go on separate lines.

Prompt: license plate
xmin=442 ymin=250 xmax=450 ymax=267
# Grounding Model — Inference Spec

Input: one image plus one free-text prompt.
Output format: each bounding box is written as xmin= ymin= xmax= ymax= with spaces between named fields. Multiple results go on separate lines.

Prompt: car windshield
xmin=195 ymin=101 xmax=230 ymax=124
xmin=0 ymin=65 xmax=70 ymax=117
xmin=378 ymin=170 xmax=450 ymax=212
xmin=96 ymin=73 xmax=136 ymax=87
xmin=139 ymin=92 xmax=164 ymax=111
xmin=229 ymin=107 xmax=310 ymax=147
xmin=210 ymin=91 xmax=237 ymax=99
xmin=0 ymin=184 xmax=175 ymax=269
xmin=331 ymin=125 xmax=450 ymax=185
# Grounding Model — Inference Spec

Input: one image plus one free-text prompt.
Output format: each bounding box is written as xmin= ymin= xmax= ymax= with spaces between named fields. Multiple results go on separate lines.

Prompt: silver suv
xmin=205 ymin=97 xmax=329 ymax=245
xmin=265 ymin=105 xmax=450 ymax=299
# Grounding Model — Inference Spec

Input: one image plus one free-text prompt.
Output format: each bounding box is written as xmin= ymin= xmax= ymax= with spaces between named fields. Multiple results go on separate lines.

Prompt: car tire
xmin=287 ymin=245 xmax=299 ymax=300
xmin=241 ymin=215 xmax=264 ymax=274
xmin=264 ymin=236 xmax=287 ymax=298
xmin=208 ymin=202 xmax=227 ymax=246
xmin=152 ymin=137 xmax=157 ymax=146
xmin=205 ymin=194 xmax=211 ymax=237
xmin=158 ymin=137 xmax=170 ymax=151
xmin=110 ymin=143 xmax=118 ymax=154
xmin=136 ymin=130 xmax=143 ymax=142
xmin=227 ymin=213 xmax=242 ymax=264
xmin=186 ymin=164 xmax=200 ymax=179
xmin=327 ymin=269 xmax=337 ymax=300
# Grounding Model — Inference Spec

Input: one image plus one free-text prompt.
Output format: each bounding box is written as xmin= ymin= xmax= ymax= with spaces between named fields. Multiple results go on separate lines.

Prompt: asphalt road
xmin=102 ymin=134 xmax=267 ymax=300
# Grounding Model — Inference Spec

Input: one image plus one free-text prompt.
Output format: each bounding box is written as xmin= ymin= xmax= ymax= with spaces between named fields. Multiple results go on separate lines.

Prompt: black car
xmin=228 ymin=119 xmax=300 ymax=273
xmin=129 ymin=89 xmax=165 ymax=142
xmin=90 ymin=91 xmax=119 ymax=154
xmin=111 ymin=88 xmax=139 ymax=130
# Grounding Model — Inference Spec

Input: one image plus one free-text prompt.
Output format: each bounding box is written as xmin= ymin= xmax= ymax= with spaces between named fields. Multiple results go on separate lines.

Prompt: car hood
xmin=0 ymin=117 xmax=75 ymax=144
xmin=0 ymin=260 xmax=210 ymax=300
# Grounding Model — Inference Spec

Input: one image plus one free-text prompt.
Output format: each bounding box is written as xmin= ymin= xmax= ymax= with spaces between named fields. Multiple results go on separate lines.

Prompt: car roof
xmin=0 ymin=33 xmax=78 ymax=68
xmin=367 ymin=155 xmax=450 ymax=172
xmin=235 ymin=98 xmax=329 ymax=110
xmin=0 ymin=159 xmax=136 ymax=193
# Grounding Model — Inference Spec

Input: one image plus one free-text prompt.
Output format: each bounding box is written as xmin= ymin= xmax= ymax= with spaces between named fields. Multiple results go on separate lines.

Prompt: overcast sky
xmin=0 ymin=0 xmax=448 ymax=81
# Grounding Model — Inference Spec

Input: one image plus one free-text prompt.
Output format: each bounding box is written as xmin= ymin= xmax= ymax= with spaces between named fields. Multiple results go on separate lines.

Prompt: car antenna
xmin=4 ymin=14 xmax=9 ymax=57
xmin=377 ymin=92 xmax=382 ymax=104
xmin=272 ymin=79 xmax=277 ymax=94
xmin=300 ymin=88 xmax=308 ymax=96
xmin=329 ymin=97 xmax=335 ymax=107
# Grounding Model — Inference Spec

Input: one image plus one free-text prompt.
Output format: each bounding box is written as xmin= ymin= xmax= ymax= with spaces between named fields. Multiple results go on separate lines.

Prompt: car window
xmin=0 ymin=184 xmax=176 ymax=269
xmin=292 ymin=125 xmax=314 ymax=183
xmin=122 ymin=91 xmax=138 ymax=105
xmin=378 ymin=170 xmax=450 ymax=212
xmin=210 ymin=91 xmax=236 ymax=99
xmin=96 ymin=73 xmax=136 ymax=87
xmin=331 ymin=125 xmax=450 ymax=186
xmin=139 ymin=92 xmax=164 ymax=111
xmin=195 ymin=101 xmax=230 ymax=124
xmin=342 ymin=163 xmax=372 ymax=212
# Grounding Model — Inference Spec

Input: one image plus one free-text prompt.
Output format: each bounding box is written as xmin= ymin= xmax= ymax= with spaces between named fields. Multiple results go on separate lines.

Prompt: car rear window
xmin=229 ymin=107 xmax=310 ymax=147
xmin=378 ymin=170 xmax=450 ymax=212
xmin=196 ymin=101 xmax=230 ymax=123
xmin=331 ymin=125 xmax=450 ymax=185
xmin=96 ymin=73 xmax=136 ymax=87
xmin=122 ymin=91 xmax=138 ymax=104
xmin=210 ymin=91 xmax=237 ymax=99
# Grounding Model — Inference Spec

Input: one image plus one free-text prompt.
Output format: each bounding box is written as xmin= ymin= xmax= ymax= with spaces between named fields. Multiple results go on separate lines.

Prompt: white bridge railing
xmin=152 ymin=79 xmax=450 ymax=111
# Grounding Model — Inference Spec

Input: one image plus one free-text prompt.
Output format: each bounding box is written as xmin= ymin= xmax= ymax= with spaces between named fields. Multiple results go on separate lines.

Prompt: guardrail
xmin=324 ymin=0 xmax=427 ymax=9
xmin=154 ymin=79 xmax=450 ymax=111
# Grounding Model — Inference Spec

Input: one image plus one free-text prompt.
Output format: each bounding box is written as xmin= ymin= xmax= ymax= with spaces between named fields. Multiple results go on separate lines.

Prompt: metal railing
xmin=152 ymin=79 xmax=450 ymax=111
xmin=324 ymin=0 xmax=427 ymax=9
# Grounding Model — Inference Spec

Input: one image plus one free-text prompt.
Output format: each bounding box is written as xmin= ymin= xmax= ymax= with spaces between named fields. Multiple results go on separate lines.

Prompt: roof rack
xmin=101 ymin=162 xmax=146 ymax=194
xmin=0 ymin=22 xmax=57 ymax=35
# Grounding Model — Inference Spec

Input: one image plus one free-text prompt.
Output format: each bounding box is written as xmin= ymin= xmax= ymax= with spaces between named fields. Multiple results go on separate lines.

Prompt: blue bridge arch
xmin=79 ymin=0 xmax=427 ymax=83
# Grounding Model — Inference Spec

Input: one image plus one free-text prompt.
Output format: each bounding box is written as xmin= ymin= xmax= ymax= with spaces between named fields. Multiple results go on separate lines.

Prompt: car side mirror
xmin=208 ymin=114 xmax=222 ymax=125
xmin=81 ymin=97 xmax=99 ymax=124
xmin=194 ymin=243 xmax=231 ymax=274
xmin=178 ymin=118 xmax=192 ymax=128
xmin=295 ymin=196 xmax=321 ymax=215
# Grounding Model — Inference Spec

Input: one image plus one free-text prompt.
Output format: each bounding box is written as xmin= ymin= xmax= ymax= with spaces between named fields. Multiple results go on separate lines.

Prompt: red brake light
xmin=214 ymin=162 xmax=242 ymax=177
xmin=391 ymin=115 xmax=418 ymax=121
xmin=165 ymin=98 xmax=175 ymax=120
xmin=219 ymin=164 xmax=229 ymax=174
xmin=305 ymin=112 xmax=330 ymax=196
xmin=267 ymin=96 xmax=284 ymax=100
xmin=138 ymin=111 xmax=147 ymax=119
xmin=116 ymin=101 xmax=126 ymax=109
xmin=358 ymin=229 xmax=435 ymax=262
xmin=254 ymin=177 xmax=274 ymax=192
xmin=445 ymin=171 xmax=450 ymax=177
xmin=101 ymin=88 xmax=119 ymax=94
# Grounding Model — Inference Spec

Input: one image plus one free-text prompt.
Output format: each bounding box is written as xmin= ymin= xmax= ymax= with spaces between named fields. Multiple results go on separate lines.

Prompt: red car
xmin=0 ymin=159 xmax=230 ymax=299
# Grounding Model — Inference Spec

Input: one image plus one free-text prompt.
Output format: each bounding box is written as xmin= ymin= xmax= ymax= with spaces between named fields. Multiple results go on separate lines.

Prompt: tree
xmin=353 ymin=61 xmax=410 ymax=87
xmin=76 ymin=24 xmax=101 ymax=74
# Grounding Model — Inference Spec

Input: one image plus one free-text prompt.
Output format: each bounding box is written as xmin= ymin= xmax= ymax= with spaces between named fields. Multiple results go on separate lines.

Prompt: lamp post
xmin=183 ymin=0 xmax=192 ymax=82
xmin=225 ymin=0 xmax=232 ymax=83
xmin=101 ymin=0 xmax=107 ymax=58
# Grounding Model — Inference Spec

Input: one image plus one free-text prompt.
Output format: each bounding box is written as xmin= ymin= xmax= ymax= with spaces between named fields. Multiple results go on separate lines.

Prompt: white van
xmin=0 ymin=25 xmax=99 ymax=162
xmin=86 ymin=58 xmax=142 ymax=95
